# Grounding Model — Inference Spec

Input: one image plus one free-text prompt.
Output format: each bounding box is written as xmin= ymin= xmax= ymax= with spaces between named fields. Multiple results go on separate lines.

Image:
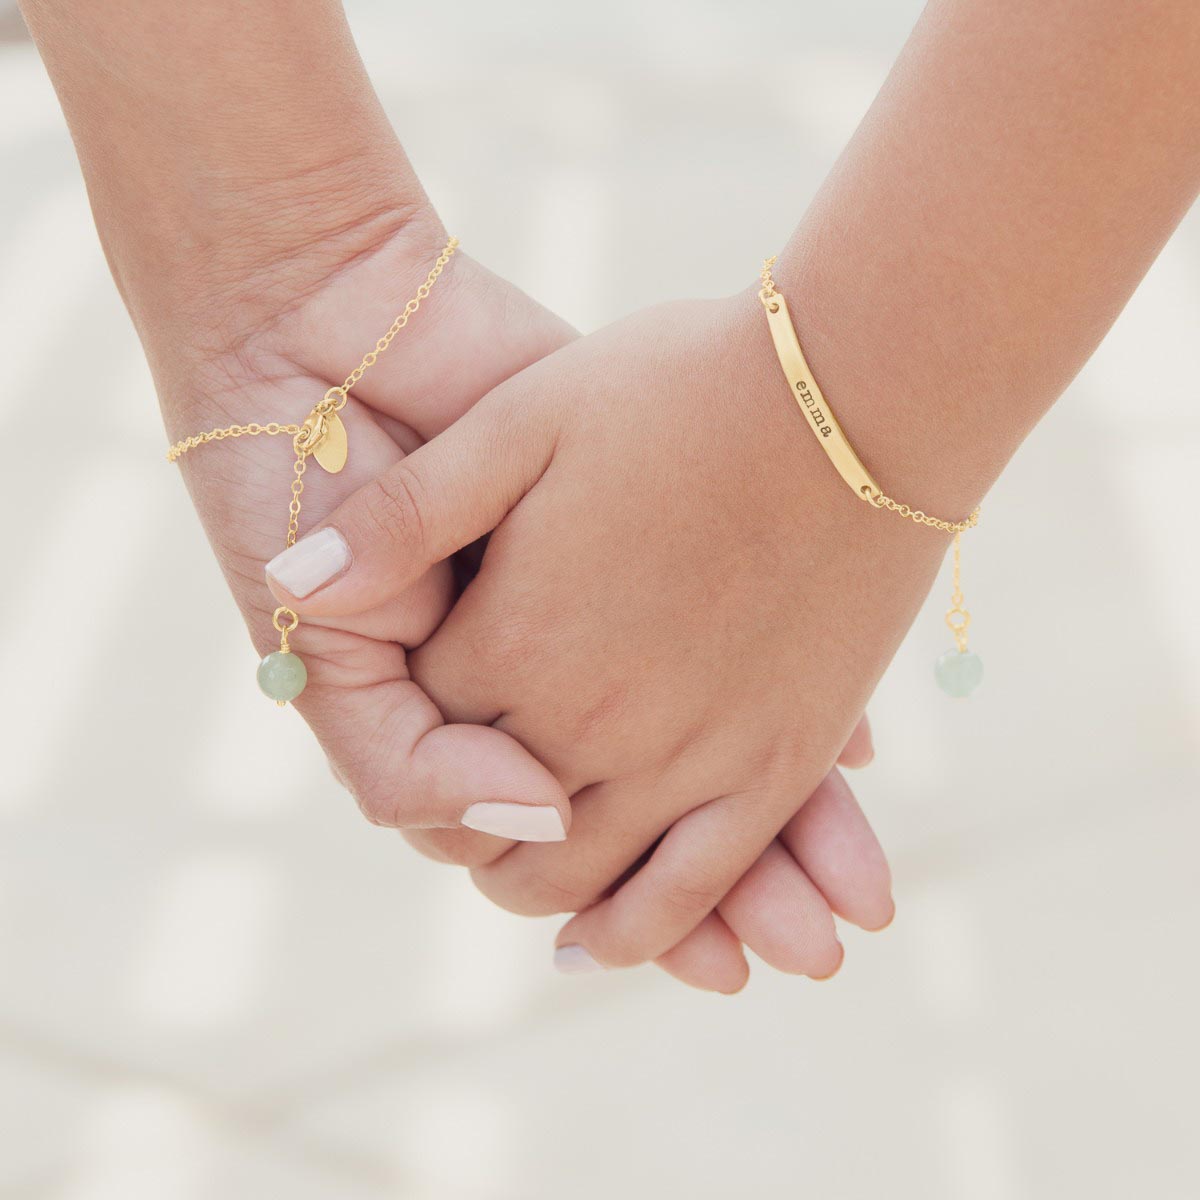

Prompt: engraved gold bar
xmin=761 ymin=291 xmax=880 ymax=502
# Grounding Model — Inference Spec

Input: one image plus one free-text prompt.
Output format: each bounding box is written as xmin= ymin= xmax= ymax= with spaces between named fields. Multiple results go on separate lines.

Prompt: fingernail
xmin=266 ymin=527 xmax=351 ymax=598
xmin=460 ymin=802 xmax=566 ymax=842
xmin=554 ymin=944 xmax=603 ymax=974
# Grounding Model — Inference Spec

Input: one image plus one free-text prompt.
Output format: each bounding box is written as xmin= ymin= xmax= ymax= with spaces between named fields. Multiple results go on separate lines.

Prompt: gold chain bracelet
xmin=759 ymin=256 xmax=984 ymax=697
xmin=167 ymin=236 xmax=459 ymax=706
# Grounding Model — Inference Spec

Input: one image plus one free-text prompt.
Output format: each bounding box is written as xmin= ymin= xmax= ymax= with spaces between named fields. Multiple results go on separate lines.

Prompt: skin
xmin=21 ymin=0 xmax=894 ymax=992
xmin=266 ymin=0 xmax=1200 ymax=968
xmin=23 ymin=0 xmax=1200 ymax=979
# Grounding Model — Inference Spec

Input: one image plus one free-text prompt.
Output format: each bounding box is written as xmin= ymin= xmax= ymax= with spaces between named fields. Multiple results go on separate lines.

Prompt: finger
xmin=651 ymin=912 xmax=751 ymax=995
xmin=469 ymin=778 xmax=692 ymax=917
xmin=837 ymin=713 xmax=874 ymax=769
xmin=264 ymin=386 xmax=558 ymax=617
xmin=551 ymin=787 xmax=786 ymax=969
xmin=779 ymin=769 xmax=894 ymax=931
xmin=717 ymin=842 xmax=844 ymax=979
xmin=402 ymin=825 xmax=515 ymax=869
xmin=297 ymin=633 xmax=569 ymax=839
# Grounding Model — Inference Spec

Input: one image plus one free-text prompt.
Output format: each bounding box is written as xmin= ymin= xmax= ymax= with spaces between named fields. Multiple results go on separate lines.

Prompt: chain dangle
xmin=165 ymin=236 xmax=460 ymax=705
xmin=944 ymin=531 xmax=971 ymax=653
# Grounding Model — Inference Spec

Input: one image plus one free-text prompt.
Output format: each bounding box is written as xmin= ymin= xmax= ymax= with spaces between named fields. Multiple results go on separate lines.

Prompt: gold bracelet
xmin=167 ymin=236 xmax=460 ymax=706
xmin=759 ymin=257 xmax=983 ymax=697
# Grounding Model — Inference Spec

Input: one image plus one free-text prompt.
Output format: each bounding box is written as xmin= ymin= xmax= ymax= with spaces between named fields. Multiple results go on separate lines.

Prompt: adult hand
xmin=267 ymin=291 xmax=909 ymax=975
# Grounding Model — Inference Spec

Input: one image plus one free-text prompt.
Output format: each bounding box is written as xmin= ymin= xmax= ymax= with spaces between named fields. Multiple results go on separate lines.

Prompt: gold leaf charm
xmin=312 ymin=411 xmax=348 ymax=473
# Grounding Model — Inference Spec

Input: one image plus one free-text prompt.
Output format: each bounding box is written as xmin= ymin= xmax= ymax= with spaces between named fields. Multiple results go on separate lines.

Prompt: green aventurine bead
xmin=935 ymin=649 xmax=983 ymax=698
xmin=257 ymin=650 xmax=308 ymax=703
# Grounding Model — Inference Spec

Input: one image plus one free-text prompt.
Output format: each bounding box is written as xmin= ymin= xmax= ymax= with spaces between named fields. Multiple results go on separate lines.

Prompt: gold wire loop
xmin=273 ymin=607 xmax=299 ymax=634
xmin=758 ymin=287 xmax=781 ymax=313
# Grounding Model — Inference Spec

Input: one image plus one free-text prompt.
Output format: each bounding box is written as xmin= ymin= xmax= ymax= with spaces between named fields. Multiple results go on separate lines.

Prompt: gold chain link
xmin=945 ymin=530 xmax=971 ymax=652
xmin=165 ymin=236 xmax=459 ymax=685
xmin=165 ymin=421 xmax=301 ymax=463
xmin=867 ymin=492 xmax=979 ymax=535
xmin=331 ymin=237 xmax=458 ymax=404
xmin=760 ymin=255 xmax=779 ymax=300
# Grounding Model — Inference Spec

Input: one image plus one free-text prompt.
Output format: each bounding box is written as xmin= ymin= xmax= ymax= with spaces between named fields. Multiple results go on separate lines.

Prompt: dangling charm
xmin=302 ymin=403 xmax=349 ymax=474
xmin=935 ymin=531 xmax=983 ymax=698
xmin=257 ymin=607 xmax=308 ymax=706
xmin=164 ymin=237 xmax=459 ymax=709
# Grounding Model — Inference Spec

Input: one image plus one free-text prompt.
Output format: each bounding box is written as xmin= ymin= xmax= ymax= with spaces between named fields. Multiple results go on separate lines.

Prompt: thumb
xmin=266 ymin=389 xmax=556 ymax=617
xmin=303 ymin=662 xmax=571 ymax=841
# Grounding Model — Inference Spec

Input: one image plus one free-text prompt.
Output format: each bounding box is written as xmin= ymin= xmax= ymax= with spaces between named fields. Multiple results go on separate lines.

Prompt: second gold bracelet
xmin=759 ymin=257 xmax=983 ymax=698
xmin=166 ymin=236 xmax=460 ymax=707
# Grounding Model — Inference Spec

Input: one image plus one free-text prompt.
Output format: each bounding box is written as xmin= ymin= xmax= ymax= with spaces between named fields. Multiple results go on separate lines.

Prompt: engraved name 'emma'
xmin=796 ymin=381 xmax=832 ymax=437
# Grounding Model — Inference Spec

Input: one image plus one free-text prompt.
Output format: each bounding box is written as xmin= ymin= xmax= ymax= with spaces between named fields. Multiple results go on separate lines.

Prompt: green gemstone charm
xmin=259 ymin=605 xmax=306 ymax=705
xmin=257 ymin=649 xmax=307 ymax=704
xmin=935 ymin=648 xmax=983 ymax=698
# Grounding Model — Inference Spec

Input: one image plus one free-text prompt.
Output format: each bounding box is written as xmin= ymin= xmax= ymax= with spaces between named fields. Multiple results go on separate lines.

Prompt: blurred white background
xmin=1 ymin=1 xmax=1198 ymax=1196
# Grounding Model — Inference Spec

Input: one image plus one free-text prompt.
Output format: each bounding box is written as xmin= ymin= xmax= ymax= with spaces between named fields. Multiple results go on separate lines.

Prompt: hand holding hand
xmin=269 ymin=290 xmax=910 ymax=975
xmin=164 ymin=215 xmax=892 ymax=990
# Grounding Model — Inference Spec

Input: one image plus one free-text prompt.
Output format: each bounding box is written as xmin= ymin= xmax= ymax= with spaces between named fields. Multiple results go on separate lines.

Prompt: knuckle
xmin=470 ymin=606 xmax=550 ymax=678
xmin=351 ymin=778 xmax=400 ymax=828
xmin=363 ymin=462 xmax=428 ymax=560
xmin=655 ymin=868 xmax=725 ymax=923
xmin=563 ymin=681 xmax=632 ymax=746
xmin=592 ymin=928 xmax=653 ymax=970
xmin=595 ymin=881 xmax=726 ymax=970
xmin=334 ymin=695 xmax=434 ymax=830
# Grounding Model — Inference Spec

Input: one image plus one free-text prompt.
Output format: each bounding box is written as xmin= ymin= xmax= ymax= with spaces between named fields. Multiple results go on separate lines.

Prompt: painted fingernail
xmin=266 ymin=527 xmax=351 ymax=598
xmin=461 ymin=802 xmax=566 ymax=842
xmin=554 ymin=944 xmax=603 ymax=974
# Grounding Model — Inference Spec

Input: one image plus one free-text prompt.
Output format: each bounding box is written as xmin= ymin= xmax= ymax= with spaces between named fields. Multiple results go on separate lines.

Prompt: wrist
xmin=129 ymin=171 xmax=439 ymax=373
xmin=26 ymin=0 xmax=434 ymax=359
xmin=715 ymin=289 xmax=957 ymax=578
xmin=744 ymin=278 xmax=996 ymax=524
xmin=147 ymin=196 xmax=446 ymax=420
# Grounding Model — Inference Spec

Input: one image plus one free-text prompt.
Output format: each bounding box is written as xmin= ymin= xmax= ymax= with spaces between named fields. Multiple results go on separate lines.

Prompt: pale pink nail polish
xmin=554 ymin=944 xmax=603 ymax=974
xmin=461 ymin=802 xmax=566 ymax=842
xmin=266 ymin=527 xmax=351 ymax=598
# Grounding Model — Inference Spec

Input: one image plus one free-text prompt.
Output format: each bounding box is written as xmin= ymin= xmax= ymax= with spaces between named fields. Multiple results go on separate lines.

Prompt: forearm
xmin=20 ymin=0 xmax=431 ymax=358
xmin=772 ymin=0 xmax=1200 ymax=516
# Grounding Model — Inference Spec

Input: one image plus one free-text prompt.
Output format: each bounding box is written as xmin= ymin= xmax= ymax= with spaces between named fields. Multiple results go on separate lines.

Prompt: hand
xmin=168 ymin=214 xmax=892 ymax=989
xmin=267 ymin=289 xmax=915 ymax=975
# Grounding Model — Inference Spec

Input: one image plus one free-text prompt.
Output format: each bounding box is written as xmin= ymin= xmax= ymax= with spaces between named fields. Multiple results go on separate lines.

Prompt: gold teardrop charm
xmin=312 ymin=411 xmax=348 ymax=473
